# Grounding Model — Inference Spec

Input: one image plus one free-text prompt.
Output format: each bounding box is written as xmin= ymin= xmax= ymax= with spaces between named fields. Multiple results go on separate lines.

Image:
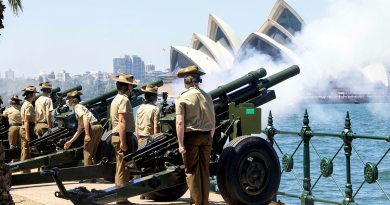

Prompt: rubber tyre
xmin=217 ymin=136 xmax=281 ymax=205
xmin=143 ymin=171 xmax=188 ymax=202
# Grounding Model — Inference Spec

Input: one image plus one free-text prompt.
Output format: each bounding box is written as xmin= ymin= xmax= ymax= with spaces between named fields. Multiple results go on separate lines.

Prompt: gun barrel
xmin=212 ymin=65 xmax=300 ymax=114
xmin=257 ymin=65 xmax=300 ymax=90
xmin=81 ymin=89 xmax=117 ymax=107
xmin=57 ymin=85 xmax=83 ymax=98
xmin=209 ymin=68 xmax=267 ymax=99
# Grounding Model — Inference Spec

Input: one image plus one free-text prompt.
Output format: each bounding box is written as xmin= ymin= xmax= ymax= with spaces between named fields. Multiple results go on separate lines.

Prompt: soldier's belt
xmin=185 ymin=130 xmax=210 ymax=136
xmin=10 ymin=123 xmax=22 ymax=126
xmin=112 ymin=132 xmax=132 ymax=137
xmin=21 ymin=122 xmax=35 ymax=126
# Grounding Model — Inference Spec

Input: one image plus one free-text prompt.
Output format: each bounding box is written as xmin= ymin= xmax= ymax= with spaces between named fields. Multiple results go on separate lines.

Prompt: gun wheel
xmin=217 ymin=136 xmax=280 ymax=205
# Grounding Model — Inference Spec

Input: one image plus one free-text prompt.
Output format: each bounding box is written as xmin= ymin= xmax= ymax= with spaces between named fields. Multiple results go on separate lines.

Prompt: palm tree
xmin=0 ymin=0 xmax=23 ymax=30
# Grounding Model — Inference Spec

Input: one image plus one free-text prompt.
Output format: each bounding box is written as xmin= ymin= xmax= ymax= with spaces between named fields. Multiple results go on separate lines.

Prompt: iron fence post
xmin=300 ymin=109 xmax=314 ymax=205
xmin=265 ymin=110 xmax=276 ymax=145
xmin=341 ymin=112 xmax=358 ymax=205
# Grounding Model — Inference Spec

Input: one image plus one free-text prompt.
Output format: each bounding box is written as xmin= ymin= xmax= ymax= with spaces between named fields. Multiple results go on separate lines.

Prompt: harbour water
xmin=266 ymin=103 xmax=390 ymax=204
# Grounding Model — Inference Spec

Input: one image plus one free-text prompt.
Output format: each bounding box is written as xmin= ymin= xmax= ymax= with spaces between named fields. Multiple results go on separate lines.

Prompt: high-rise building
xmin=113 ymin=54 xmax=146 ymax=80
xmin=56 ymin=70 xmax=71 ymax=82
xmin=131 ymin=55 xmax=145 ymax=79
xmin=145 ymin=63 xmax=156 ymax=73
xmin=5 ymin=69 xmax=15 ymax=80
xmin=113 ymin=55 xmax=132 ymax=75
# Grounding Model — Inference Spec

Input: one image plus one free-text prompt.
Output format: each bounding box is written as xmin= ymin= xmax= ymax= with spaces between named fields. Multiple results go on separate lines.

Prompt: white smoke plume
xmin=202 ymin=0 xmax=390 ymax=120
xmin=171 ymin=0 xmax=390 ymax=123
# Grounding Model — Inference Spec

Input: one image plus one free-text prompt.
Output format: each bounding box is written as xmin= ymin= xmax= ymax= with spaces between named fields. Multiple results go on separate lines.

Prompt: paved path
xmin=11 ymin=181 xmax=227 ymax=205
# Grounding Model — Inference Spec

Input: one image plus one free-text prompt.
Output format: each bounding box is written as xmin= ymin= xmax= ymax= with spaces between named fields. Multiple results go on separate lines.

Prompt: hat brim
xmin=11 ymin=99 xmax=22 ymax=101
xmin=177 ymin=71 xmax=206 ymax=78
xmin=112 ymin=77 xmax=138 ymax=86
xmin=41 ymin=86 xmax=53 ymax=89
xmin=141 ymin=88 xmax=158 ymax=94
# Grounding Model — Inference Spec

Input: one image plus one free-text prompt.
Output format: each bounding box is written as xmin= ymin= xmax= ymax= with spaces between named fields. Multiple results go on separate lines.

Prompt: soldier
xmin=175 ymin=65 xmax=216 ymax=205
xmin=110 ymin=73 xmax=137 ymax=205
xmin=3 ymin=95 xmax=22 ymax=151
xmin=35 ymin=82 xmax=54 ymax=138
xmin=20 ymin=86 xmax=38 ymax=167
xmin=63 ymin=91 xmax=103 ymax=167
xmin=135 ymin=84 xmax=160 ymax=149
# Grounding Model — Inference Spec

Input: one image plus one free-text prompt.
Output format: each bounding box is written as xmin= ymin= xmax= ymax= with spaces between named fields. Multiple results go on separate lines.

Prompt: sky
xmin=0 ymin=0 xmax=330 ymax=77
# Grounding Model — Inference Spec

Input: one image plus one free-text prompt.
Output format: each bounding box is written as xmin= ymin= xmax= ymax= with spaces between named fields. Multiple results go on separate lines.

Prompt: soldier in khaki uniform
xmin=135 ymin=84 xmax=160 ymax=149
xmin=20 ymin=86 xmax=38 ymax=166
xmin=3 ymin=95 xmax=22 ymax=150
xmin=63 ymin=91 xmax=103 ymax=166
xmin=3 ymin=96 xmax=22 ymax=162
xmin=175 ymin=65 xmax=216 ymax=205
xmin=110 ymin=73 xmax=137 ymax=205
xmin=35 ymin=82 xmax=54 ymax=138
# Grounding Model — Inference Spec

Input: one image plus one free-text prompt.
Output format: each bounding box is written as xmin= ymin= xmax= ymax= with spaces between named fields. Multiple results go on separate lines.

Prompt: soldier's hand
xmin=120 ymin=142 xmax=128 ymax=152
xmin=85 ymin=134 xmax=91 ymax=142
xmin=179 ymin=145 xmax=186 ymax=154
xmin=64 ymin=141 xmax=72 ymax=150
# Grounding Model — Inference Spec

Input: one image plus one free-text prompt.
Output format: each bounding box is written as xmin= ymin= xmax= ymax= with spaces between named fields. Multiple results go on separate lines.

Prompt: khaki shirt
xmin=35 ymin=96 xmax=53 ymax=123
xmin=74 ymin=104 xmax=98 ymax=129
xmin=3 ymin=105 xmax=22 ymax=124
xmin=21 ymin=101 xmax=35 ymax=123
xmin=136 ymin=103 xmax=160 ymax=136
xmin=110 ymin=93 xmax=134 ymax=133
xmin=175 ymin=87 xmax=215 ymax=132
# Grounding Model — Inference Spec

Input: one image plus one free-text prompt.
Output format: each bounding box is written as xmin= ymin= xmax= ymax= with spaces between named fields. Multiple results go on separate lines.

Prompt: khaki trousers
xmin=137 ymin=135 xmax=152 ymax=150
xmin=83 ymin=124 xmax=103 ymax=166
xmin=111 ymin=134 xmax=132 ymax=187
xmin=35 ymin=122 xmax=49 ymax=138
xmin=183 ymin=133 xmax=212 ymax=205
xmin=8 ymin=126 xmax=21 ymax=148
xmin=20 ymin=126 xmax=34 ymax=161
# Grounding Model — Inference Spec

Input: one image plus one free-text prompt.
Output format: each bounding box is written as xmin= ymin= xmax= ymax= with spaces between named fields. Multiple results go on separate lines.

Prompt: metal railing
xmin=263 ymin=110 xmax=390 ymax=205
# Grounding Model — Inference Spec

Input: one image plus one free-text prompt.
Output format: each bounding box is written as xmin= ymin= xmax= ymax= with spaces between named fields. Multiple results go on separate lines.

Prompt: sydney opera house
xmin=169 ymin=0 xmax=304 ymax=74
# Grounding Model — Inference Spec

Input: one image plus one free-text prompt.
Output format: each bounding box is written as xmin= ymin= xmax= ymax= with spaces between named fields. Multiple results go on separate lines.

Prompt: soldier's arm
xmin=135 ymin=117 xmax=139 ymax=139
xmin=118 ymin=113 xmax=127 ymax=151
xmin=47 ymin=99 xmax=54 ymax=128
xmin=24 ymin=115 xmax=31 ymax=141
xmin=154 ymin=108 xmax=160 ymax=134
xmin=64 ymin=125 xmax=83 ymax=150
xmin=82 ymin=115 xmax=91 ymax=142
xmin=176 ymin=114 xmax=185 ymax=154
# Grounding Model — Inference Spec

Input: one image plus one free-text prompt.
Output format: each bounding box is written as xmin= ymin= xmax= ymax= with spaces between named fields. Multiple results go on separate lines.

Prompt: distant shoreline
xmin=303 ymin=96 xmax=390 ymax=104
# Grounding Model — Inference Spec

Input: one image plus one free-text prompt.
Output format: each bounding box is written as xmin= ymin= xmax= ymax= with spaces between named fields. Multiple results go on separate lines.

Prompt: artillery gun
xmin=0 ymin=87 xmax=63 ymax=145
xmin=0 ymin=86 xmax=83 ymax=160
xmin=47 ymin=65 xmax=300 ymax=205
xmin=9 ymin=80 xmax=164 ymax=174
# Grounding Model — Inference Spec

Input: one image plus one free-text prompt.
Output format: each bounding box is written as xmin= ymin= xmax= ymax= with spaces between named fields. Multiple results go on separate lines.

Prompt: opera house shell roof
xmin=170 ymin=0 xmax=305 ymax=74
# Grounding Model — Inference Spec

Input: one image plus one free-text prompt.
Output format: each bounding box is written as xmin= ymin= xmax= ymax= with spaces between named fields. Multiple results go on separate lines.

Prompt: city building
xmin=131 ymin=55 xmax=146 ymax=80
xmin=113 ymin=54 xmax=146 ymax=80
xmin=56 ymin=70 xmax=71 ymax=82
xmin=5 ymin=69 xmax=15 ymax=80
xmin=145 ymin=63 xmax=156 ymax=73
xmin=113 ymin=55 xmax=132 ymax=75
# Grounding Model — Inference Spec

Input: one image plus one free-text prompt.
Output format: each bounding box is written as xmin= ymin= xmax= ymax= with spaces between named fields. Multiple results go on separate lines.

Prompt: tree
xmin=0 ymin=0 xmax=23 ymax=31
